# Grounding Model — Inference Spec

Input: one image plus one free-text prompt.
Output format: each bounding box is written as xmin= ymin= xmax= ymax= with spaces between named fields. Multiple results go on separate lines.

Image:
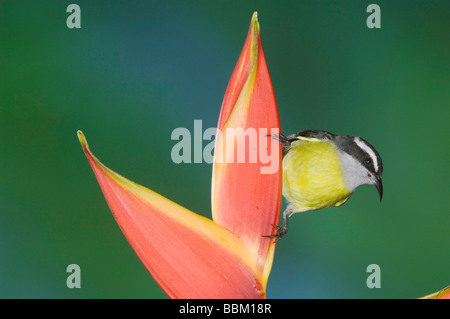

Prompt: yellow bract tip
xmin=252 ymin=11 xmax=258 ymax=22
xmin=251 ymin=12 xmax=260 ymax=35
xmin=77 ymin=130 xmax=87 ymax=146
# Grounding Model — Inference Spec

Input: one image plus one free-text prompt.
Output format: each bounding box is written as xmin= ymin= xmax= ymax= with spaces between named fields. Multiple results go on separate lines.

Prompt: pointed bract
xmin=420 ymin=286 xmax=450 ymax=299
xmin=78 ymin=131 xmax=265 ymax=298
xmin=211 ymin=12 xmax=282 ymax=288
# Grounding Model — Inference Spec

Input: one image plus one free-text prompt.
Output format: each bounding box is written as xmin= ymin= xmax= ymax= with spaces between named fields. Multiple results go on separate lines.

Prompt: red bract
xmin=420 ymin=286 xmax=450 ymax=299
xmin=78 ymin=12 xmax=281 ymax=298
xmin=211 ymin=12 xmax=281 ymax=285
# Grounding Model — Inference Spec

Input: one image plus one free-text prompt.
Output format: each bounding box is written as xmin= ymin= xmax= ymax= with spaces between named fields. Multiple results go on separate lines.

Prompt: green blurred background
xmin=1 ymin=0 xmax=449 ymax=298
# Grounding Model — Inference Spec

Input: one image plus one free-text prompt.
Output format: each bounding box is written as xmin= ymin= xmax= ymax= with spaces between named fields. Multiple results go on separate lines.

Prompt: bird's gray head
xmin=334 ymin=135 xmax=383 ymax=200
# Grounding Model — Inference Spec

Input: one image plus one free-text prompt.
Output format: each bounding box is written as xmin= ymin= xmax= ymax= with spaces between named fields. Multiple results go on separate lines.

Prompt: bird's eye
xmin=365 ymin=158 xmax=372 ymax=166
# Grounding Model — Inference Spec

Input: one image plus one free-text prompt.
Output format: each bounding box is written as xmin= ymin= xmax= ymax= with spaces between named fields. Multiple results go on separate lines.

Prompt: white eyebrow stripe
xmin=354 ymin=137 xmax=379 ymax=172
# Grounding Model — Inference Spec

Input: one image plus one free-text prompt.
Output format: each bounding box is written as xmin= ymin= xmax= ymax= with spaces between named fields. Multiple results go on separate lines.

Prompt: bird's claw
xmin=263 ymin=224 xmax=288 ymax=242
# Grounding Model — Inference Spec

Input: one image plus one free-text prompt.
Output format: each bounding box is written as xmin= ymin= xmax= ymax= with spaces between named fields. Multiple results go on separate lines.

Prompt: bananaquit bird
xmin=265 ymin=130 xmax=383 ymax=241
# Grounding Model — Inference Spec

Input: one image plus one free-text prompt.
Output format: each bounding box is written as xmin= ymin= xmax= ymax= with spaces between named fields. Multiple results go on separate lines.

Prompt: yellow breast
xmin=282 ymin=139 xmax=351 ymax=213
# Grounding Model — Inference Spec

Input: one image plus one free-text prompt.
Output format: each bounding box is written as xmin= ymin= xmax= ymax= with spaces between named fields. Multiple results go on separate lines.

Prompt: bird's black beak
xmin=373 ymin=175 xmax=383 ymax=201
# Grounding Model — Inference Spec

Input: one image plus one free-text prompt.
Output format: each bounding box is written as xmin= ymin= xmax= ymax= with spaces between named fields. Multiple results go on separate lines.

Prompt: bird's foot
xmin=263 ymin=224 xmax=288 ymax=242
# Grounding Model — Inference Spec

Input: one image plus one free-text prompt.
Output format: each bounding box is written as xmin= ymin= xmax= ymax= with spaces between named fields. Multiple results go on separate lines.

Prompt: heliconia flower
xmin=77 ymin=12 xmax=281 ymax=299
xmin=420 ymin=286 xmax=450 ymax=299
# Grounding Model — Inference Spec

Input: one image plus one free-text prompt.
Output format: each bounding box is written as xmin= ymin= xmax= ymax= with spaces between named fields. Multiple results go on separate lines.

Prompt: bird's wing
xmin=273 ymin=130 xmax=335 ymax=157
